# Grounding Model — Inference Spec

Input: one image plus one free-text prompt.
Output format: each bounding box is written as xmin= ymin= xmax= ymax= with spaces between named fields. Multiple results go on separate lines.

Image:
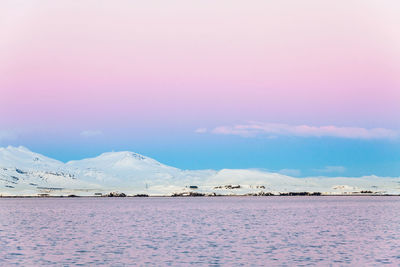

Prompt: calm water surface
xmin=0 ymin=197 xmax=399 ymax=266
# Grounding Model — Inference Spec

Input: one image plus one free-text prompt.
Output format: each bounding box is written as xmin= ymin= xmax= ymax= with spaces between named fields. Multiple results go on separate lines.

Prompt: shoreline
xmin=1 ymin=194 xmax=399 ymax=198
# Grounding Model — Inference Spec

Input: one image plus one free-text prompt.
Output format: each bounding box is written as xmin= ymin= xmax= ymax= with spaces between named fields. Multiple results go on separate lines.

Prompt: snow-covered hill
xmin=1 ymin=146 xmax=399 ymax=196
xmin=0 ymin=146 xmax=101 ymax=196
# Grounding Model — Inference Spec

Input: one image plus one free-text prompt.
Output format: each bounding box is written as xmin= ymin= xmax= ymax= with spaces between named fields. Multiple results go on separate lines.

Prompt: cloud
xmin=313 ymin=166 xmax=347 ymax=173
xmin=211 ymin=122 xmax=398 ymax=139
xmin=278 ymin=169 xmax=302 ymax=176
xmin=195 ymin=128 xmax=207 ymax=133
xmin=80 ymin=130 xmax=103 ymax=137
xmin=0 ymin=130 xmax=17 ymax=142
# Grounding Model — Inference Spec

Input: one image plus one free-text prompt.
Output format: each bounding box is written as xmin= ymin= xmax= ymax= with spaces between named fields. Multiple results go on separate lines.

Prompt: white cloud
xmin=80 ymin=130 xmax=103 ymax=137
xmin=211 ymin=122 xmax=398 ymax=139
xmin=195 ymin=128 xmax=207 ymax=133
xmin=313 ymin=166 xmax=347 ymax=173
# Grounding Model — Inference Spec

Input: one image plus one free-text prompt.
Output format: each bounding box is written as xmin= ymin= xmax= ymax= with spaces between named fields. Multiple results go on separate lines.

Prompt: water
xmin=0 ymin=197 xmax=399 ymax=266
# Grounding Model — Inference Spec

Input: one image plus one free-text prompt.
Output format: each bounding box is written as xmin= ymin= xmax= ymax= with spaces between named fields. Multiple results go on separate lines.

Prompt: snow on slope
xmin=66 ymin=151 xmax=181 ymax=185
xmin=0 ymin=146 xmax=63 ymax=170
xmin=65 ymin=151 xmax=217 ymax=194
xmin=1 ymin=146 xmax=400 ymax=196
xmin=0 ymin=146 xmax=101 ymax=196
xmin=206 ymin=169 xmax=400 ymax=195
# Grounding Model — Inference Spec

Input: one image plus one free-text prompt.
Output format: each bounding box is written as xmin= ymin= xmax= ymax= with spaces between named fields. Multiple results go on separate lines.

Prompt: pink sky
xmin=1 ymin=0 xmax=400 ymax=132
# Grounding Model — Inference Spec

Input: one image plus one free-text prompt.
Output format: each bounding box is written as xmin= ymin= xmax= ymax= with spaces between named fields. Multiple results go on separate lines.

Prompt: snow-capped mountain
xmin=65 ymin=151 xmax=181 ymax=185
xmin=0 ymin=146 xmax=63 ymax=170
xmin=0 ymin=146 xmax=101 ymax=195
xmin=1 ymin=146 xmax=399 ymax=196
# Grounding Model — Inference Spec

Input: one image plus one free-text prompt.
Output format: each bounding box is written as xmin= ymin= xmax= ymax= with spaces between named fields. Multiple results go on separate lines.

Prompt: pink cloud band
xmin=210 ymin=122 xmax=398 ymax=139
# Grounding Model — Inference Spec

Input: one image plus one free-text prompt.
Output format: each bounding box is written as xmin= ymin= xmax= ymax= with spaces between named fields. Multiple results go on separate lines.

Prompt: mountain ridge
xmin=1 ymin=146 xmax=399 ymax=196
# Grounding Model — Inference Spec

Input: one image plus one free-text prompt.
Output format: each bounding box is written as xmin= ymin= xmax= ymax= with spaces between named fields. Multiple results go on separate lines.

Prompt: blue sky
xmin=3 ymin=130 xmax=399 ymax=177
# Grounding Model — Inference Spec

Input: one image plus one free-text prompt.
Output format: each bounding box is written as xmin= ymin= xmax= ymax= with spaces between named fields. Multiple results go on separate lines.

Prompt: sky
xmin=1 ymin=0 xmax=399 ymax=177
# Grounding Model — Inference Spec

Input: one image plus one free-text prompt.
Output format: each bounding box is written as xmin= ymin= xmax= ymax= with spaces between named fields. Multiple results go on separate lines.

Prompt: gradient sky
xmin=1 ymin=0 xmax=399 ymax=177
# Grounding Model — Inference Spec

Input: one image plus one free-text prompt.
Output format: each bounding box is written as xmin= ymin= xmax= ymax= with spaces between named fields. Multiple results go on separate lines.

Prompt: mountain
xmin=65 ymin=151 xmax=214 ymax=194
xmin=0 ymin=146 xmax=63 ymax=170
xmin=1 ymin=146 xmax=399 ymax=196
xmin=0 ymin=146 xmax=101 ymax=195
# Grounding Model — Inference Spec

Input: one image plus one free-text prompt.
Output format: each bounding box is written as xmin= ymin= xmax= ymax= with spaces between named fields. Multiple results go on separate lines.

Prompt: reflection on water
xmin=0 ymin=197 xmax=399 ymax=266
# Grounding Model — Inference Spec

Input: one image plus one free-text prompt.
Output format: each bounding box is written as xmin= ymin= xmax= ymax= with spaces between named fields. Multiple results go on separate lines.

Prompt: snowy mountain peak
xmin=66 ymin=150 xmax=162 ymax=167
xmin=97 ymin=151 xmax=147 ymax=161
xmin=64 ymin=150 xmax=176 ymax=177
xmin=0 ymin=146 xmax=63 ymax=169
